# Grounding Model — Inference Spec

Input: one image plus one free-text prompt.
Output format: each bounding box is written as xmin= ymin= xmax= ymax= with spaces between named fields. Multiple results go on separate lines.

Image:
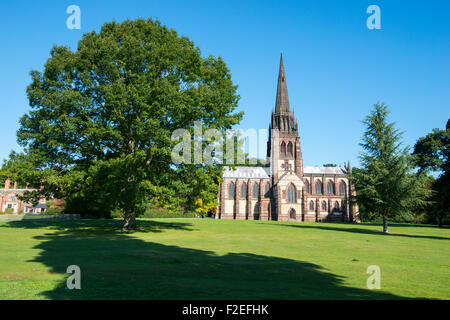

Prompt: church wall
xmin=220 ymin=175 xmax=351 ymax=222
xmin=238 ymin=200 xmax=247 ymax=219
xmin=219 ymin=178 xmax=271 ymax=220
xmin=278 ymin=203 xmax=303 ymax=221
xmin=223 ymin=200 xmax=235 ymax=218
xmin=275 ymin=172 xmax=304 ymax=221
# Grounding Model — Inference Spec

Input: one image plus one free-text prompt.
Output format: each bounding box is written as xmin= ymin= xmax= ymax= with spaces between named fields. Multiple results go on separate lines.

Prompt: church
xmin=217 ymin=55 xmax=359 ymax=222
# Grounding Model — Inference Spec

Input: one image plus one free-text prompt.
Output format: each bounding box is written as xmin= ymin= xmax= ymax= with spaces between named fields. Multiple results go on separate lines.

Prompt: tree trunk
xmin=122 ymin=212 xmax=137 ymax=230
xmin=382 ymin=216 xmax=388 ymax=234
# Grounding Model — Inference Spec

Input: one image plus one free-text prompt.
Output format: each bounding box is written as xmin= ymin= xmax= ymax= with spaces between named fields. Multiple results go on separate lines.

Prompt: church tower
xmin=217 ymin=54 xmax=355 ymax=223
xmin=267 ymin=54 xmax=304 ymax=220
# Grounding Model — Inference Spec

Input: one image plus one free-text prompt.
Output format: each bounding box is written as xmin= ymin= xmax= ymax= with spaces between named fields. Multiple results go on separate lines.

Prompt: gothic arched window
xmin=254 ymin=203 xmax=260 ymax=220
xmin=315 ymin=181 xmax=323 ymax=195
xmin=304 ymin=180 xmax=310 ymax=193
xmin=327 ymin=182 xmax=335 ymax=195
xmin=281 ymin=142 xmax=286 ymax=157
xmin=287 ymin=142 xmax=293 ymax=157
xmin=322 ymin=201 xmax=327 ymax=211
xmin=228 ymin=183 xmax=235 ymax=199
xmin=264 ymin=183 xmax=270 ymax=198
xmin=252 ymin=184 xmax=258 ymax=199
xmin=240 ymin=183 xmax=247 ymax=199
xmin=334 ymin=201 xmax=340 ymax=210
xmin=287 ymin=185 xmax=296 ymax=203
xmin=309 ymin=200 xmax=314 ymax=210
xmin=339 ymin=182 xmax=347 ymax=196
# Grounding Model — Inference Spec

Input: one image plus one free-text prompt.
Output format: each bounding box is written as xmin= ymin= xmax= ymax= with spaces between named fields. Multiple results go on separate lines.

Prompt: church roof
xmin=222 ymin=166 xmax=348 ymax=178
xmin=222 ymin=166 xmax=270 ymax=179
xmin=303 ymin=166 xmax=348 ymax=175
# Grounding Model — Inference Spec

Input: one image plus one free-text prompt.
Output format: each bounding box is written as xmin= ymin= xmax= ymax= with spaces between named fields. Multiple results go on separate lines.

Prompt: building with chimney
xmin=0 ymin=178 xmax=48 ymax=214
xmin=217 ymin=55 xmax=359 ymax=222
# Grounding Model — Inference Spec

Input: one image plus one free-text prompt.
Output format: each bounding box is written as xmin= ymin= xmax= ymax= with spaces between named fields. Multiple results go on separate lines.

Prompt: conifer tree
xmin=352 ymin=103 xmax=429 ymax=233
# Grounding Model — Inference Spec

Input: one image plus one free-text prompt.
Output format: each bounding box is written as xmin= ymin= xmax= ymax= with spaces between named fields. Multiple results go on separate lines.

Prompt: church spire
xmin=275 ymin=53 xmax=290 ymax=113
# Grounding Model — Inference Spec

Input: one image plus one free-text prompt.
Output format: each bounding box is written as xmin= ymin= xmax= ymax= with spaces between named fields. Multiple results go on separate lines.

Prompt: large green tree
xmin=18 ymin=18 xmax=242 ymax=229
xmin=413 ymin=119 xmax=450 ymax=226
xmin=352 ymin=103 xmax=429 ymax=233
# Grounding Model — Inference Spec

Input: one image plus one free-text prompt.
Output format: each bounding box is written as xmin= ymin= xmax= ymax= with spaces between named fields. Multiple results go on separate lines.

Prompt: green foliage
xmin=351 ymin=103 xmax=430 ymax=232
xmin=0 ymin=151 xmax=38 ymax=189
xmin=323 ymin=163 xmax=337 ymax=167
xmin=413 ymin=119 xmax=449 ymax=174
xmin=17 ymin=18 xmax=242 ymax=227
xmin=45 ymin=208 xmax=64 ymax=215
xmin=4 ymin=208 xmax=14 ymax=214
xmin=413 ymin=119 xmax=450 ymax=226
xmin=111 ymin=205 xmax=196 ymax=218
xmin=0 ymin=151 xmax=49 ymax=206
xmin=141 ymin=206 xmax=196 ymax=218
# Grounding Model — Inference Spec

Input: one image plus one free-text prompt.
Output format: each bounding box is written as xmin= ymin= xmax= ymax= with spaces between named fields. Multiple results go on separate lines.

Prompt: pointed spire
xmin=275 ymin=53 xmax=290 ymax=113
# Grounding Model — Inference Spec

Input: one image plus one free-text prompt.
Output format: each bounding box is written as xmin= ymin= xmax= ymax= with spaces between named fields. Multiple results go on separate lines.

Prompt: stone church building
xmin=217 ymin=55 xmax=359 ymax=222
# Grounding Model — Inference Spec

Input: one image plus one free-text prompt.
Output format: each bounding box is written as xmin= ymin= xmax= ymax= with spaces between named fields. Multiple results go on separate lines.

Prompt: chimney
xmin=4 ymin=178 xmax=10 ymax=190
xmin=13 ymin=181 xmax=17 ymax=189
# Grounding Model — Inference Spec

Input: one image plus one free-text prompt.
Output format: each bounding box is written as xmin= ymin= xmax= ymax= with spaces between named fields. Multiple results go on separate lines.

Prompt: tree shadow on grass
xmin=273 ymin=223 xmax=450 ymax=241
xmin=368 ymin=223 xmax=450 ymax=229
xmin=4 ymin=219 xmax=423 ymax=299
xmin=3 ymin=218 xmax=193 ymax=233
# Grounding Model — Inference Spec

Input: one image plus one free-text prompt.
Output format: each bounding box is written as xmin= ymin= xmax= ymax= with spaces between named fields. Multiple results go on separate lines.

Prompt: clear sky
xmin=0 ymin=0 xmax=449 ymax=167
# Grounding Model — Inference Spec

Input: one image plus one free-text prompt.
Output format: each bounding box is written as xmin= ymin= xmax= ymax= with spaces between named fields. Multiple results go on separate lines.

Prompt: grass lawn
xmin=0 ymin=216 xmax=448 ymax=299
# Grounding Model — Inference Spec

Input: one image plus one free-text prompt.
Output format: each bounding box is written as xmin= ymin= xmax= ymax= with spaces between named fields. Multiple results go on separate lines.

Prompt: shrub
xmin=111 ymin=207 xmax=124 ymax=218
xmin=45 ymin=208 xmax=64 ymax=215
xmin=141 ymin=206 xmax=196 ymax=218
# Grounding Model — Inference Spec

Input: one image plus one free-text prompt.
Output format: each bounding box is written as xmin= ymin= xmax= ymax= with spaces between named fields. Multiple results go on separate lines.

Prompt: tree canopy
xmin=351 ymin=103 xmax=430 ymax=233
xmin=17 ymin=18 xmax=243 ymax=228
xmin=412 ymin=119 xmax=450 ymax=226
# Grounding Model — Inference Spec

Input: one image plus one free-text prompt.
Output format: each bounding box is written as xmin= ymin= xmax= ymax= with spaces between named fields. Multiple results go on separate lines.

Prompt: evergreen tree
xmin=352 ymin=103 xmax=429 ymax=233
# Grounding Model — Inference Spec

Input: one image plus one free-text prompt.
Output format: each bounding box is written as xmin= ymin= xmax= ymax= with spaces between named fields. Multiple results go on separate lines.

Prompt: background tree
xmin=0 ymin=151 xmax=43 ymax=190
xmin=413 ymin=119 xmax=450 ymax=226
xmin=351 ymin=103 xmax=429 ymax=233
xmin=18 ymin=18 xmax=242 ymax=229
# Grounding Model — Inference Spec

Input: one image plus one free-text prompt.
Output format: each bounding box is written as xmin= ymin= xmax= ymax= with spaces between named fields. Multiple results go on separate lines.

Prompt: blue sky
xmin=0 ymin=0 xmax=449 ymax=167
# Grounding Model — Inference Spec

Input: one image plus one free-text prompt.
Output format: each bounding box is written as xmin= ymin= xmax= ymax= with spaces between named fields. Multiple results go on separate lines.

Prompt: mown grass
xmin=0 ymin=217 xmax=448 ymax=299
